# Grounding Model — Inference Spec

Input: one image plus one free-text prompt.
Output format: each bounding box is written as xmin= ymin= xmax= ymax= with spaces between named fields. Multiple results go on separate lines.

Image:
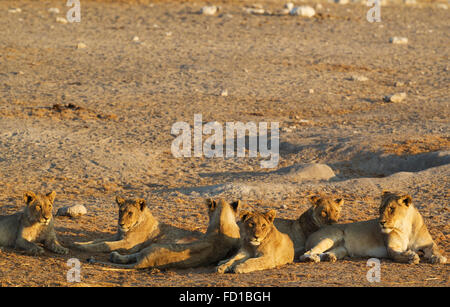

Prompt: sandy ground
xmin=0 ymin=0 xmax=449 ymax=286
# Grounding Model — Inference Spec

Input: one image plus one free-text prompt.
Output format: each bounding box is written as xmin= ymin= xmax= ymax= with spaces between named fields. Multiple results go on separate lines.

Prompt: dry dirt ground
xmin=0 ymin=0 xmax=449 ymax=287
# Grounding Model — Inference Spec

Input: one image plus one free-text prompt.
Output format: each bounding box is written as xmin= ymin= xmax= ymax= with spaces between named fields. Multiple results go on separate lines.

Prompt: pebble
xmin=221 ymin=89 xmax=228 ymax=97
xmin=56 ymin=204 xmax=87 ymax=218
xmin=48 ymin=8 xmax=60 ymax=14
xmin=200 ymin=5 xmax=219 ymax=15
xmin=350 ymin=75 xmax=368 ymax=82
xmin=308 ymin=89 xmax=314 ymax=94
xmin=132 ymin=36 xmax=140 ymax=42
xmin=389 ymin=37 xmax=408 ymax=44
xmin=77 ymin=42 xmax=87 ymax=49
xmin=56 ymin=17 xmax=68 ymax=24
xmin=436 ymin=3 xmax=448 ymax=9
xmin=290 ymin=6 xmax=316 ymax=18
xmin=8 ymin=8 xmax=22 ymax=13
xmin=335 ymin=0 xmax=350 ymax=4
xmin=394 ymin=81 xmax=404 ymax=87
xmin=284 ymin=3 xmax=294 ymax=10
xmin=383 ymin=92 xmax=407 ymax=103
xmin=244 ymin=8 xmax=265 ymax=15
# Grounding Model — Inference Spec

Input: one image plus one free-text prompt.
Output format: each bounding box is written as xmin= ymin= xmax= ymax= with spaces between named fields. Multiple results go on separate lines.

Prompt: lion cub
xmin=216 ymin=209 xmax=294 ymax=274
xmin=0 ymin=191 xmax=68 ymax=255
xmin=300 ymin=191 xmax=447 ymax=264
xmin=108 ymin=199 xmax=241 ymax=269
xmin=274 ymin=195 xmax=344 ymax=257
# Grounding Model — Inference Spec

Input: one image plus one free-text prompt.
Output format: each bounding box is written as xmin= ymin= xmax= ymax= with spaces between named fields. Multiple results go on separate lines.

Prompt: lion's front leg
xmin=15 ymin=237 xmax=44 ymax=256
xmin=44 ymin=231 xmax=69 ymax=255
xmin=110 ymin=251 xmax=140 ymax=264
xmin=300 ymin=238 xmax=336 ymax=263
xmin=386 ymin=234 xmax=419 ymax=264
xmin=232 ymin=256 xmax=275 ymax=274
xmin=216 ymin=250 xmax=250 ymax=274
xmin=424 ymin=243 xmax=447 ymax=264
xmin=73 ymin=239 xmax=133 ymax=253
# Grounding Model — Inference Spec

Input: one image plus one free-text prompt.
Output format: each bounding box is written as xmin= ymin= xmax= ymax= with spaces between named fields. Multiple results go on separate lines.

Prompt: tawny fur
xmin=216 ymin=209 xmax=294 ymax=274
xmin=108 ymin=198 xmax=241 ymax=269
xmin=300 ymin=191 xmax=447 ymax=264
xmin=0 ymin=191 xmax=68 ymax=255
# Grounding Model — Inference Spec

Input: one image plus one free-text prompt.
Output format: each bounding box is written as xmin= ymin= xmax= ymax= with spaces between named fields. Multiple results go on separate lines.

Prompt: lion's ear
xmin=239 ymin=210 xmax=251 ymax=221
xmin=399 ymin=195 xmax=412 ymax=207
xmin=265 ymin=209 xmax=277 ymax=223
xmin=116 ymin=196 xmax=126 ymax=207
xmin=205 ymin=198 xmax=217 ymax=211
xmin=24 ymin=191 xmax=36 ymax=205
xmin=46 ymin=191 xmax=56 ymax=204
xmin=137 ymin=199 xmax=147 ymax=211
xmin=230 ymin=200 xmax=241 ymax=212
xmin=335 ymin=198 xmax=344 ymax=207
xmin=309 ymin=195 xmax=321 ymax=206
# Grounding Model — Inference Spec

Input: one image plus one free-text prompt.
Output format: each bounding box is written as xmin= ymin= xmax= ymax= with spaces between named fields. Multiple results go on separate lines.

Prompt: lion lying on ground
xmin=300 ymin=191 xmax=447 ymax=264
xmin=72 ymin=196 xmax=200 ymax=253
xmin=274 ymin=195 xmax=344 ymax=258
xmin=216 ymin=209 xmax=294 ymax=274
xmin=107 ymin=198 xmax=241 ymax=269
xmin=0 ymin=191 xmax=68 ymax=255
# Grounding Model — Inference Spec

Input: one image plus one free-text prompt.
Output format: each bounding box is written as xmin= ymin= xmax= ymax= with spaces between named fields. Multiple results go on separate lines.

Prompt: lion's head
xmin=116 ymin=196 xmax=149 ymax=232
xmin=23 ymin=191 xmax=56 ymax=225
xmin=240 ymin=209 xmax=277 ymax=246
xmin=308 ymin=195 xmax=344 ymax=227
xmin=378 ymin=191 xmax=413 ymax=234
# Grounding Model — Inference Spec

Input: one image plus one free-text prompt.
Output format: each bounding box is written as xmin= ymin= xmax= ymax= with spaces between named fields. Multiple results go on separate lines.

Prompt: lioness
xmin=0 ymin=191 xmax=68 ymax=255
xmin=216 ymin=209 xmax=294 ymax=274
xmin=72 ymin=196 xmax=199 ymax=253
xmin=108 ymin=198 xmax=241 ymax=269
xmin=274 ymin=195 xmax=344 ymax=257
xmin=300 ymin=191 xmax=447 ymax=264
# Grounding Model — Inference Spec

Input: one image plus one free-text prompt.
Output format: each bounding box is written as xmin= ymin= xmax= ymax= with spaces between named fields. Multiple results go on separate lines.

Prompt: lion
xmin=299 ymin=191 xmax=447 ymax=264
xmin=216 ymin=209 xmax=294 ymax=274
xmin=72 ymin=196 xmax=200 ymax=253
xmin=274 ymin=195 xmax=344 ymax=258
xmin=0 ymin=191 xmax=68 ymax=255
xmin=107 ymin=198 xmax=241 ymax=269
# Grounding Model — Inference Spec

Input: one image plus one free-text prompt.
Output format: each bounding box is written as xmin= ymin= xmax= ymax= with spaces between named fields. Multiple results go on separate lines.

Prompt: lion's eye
xmin=321 ymin=211 xmax=327 ymax=217
xmin=128 ymin=212 xmax=133 ymax=216
xmin=36 ymin=205 xmax=41 ymax=210
xmin=248 ymin=222 xmax=254 ymax=227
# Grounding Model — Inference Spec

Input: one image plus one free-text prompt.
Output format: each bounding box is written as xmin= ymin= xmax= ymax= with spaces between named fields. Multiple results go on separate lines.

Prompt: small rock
xmin=56 ymin=16 xmax=68 ymax=24
xmin=383 ymin=92 xmax=407 ymax=103
xmin=8 ymin=8 xmax=22 ymax=13
xmin=77 ymin=42 xmax=87 ymax=49
xmin=315 ymin=3 xmax=323 ymax=10
xmin=221 ymin=89 xmax=228 ymax=97
xmin=281 ymin=204 xmax=288 ymax=209
xmin=284 ymin=3 xmax=294 ymax=10
xmin=244 ymin=7 xmax=265 ymax=15
xmin=132 ymin=36 xmax=140 ymax=42
xmin=394 ymin=81 xmax=404 ymax=87
xmin=350 ymin=75 xmax=368 ymax=82
xmin=308 ymin=88 xmax=314 ymax=94
xmin=290 ymin=6 xmax=316 ymax=18
xmin=335 ymin=0 xmax=350 ymax=4
xmin=436 ymin=3 xmax=448 ymax=10
xmin=389 ymin=37 xmax=408 ymax=44
xmin=56 ymin=204 xmax=87 ymax=218
xmin=200 ymin=5 xmax=219 ymax=15
xmin=277 ymin=8 xmax=291 ymax=15
xmin=48 ymin=8 xmax=60 ymax=14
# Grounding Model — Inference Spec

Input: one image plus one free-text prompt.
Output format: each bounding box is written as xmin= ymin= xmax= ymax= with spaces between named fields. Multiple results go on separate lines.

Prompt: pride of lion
xmin=0 ymin=190 xmax=446 ymax=276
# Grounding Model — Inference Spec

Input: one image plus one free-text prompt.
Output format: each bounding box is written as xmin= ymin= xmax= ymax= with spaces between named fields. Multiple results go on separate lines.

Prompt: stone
xmin=389 ymin=37 xmax=408 ymax=44
xmin=383 ymin=92 xmax=407 ymax=103
xmin=56 ymin=204 xmax=87 ymax=218
xmin=200 ymin=5 xmax=219 ymax=15
xmin=290 ymin=6 xmax=316 ymax=18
